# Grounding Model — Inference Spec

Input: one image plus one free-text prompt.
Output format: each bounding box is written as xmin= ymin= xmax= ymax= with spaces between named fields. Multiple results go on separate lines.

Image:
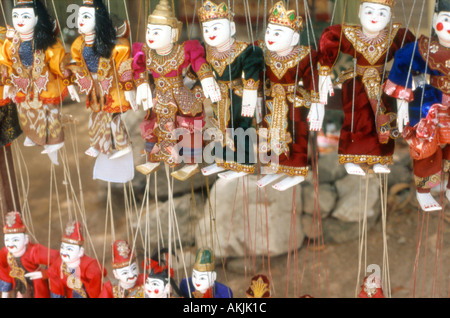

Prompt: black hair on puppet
xmin=437 ymin=0 xmax=450 ymax=13
xmin=14 ymin=0 xmax=58 ymax=52
xmin=145 ymin=248 xmax=182 ymax=297
xmin=81 ymin=0 xmax=116 ymax=58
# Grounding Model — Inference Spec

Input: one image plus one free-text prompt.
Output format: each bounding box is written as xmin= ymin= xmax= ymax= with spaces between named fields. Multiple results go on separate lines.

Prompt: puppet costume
xmin=318 ymin=23 xmax=415 ymax=168
xmin=70 ymin=23 xmax=134 ymax=156
xmin=99 ymin=275 xmax=145 ymax=298
xmin=133 ymin=40 xmax=214 ymax=167
xmin=385 ymin=35 xmax=450 ymax=193
xmin=180 ymin=278 xmax=233 ymax=298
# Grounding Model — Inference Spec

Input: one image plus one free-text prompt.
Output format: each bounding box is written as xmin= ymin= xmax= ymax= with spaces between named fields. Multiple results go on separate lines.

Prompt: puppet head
xmin=111 ymin=240 xmax=139 ymax=289
xmin=433 ymin=0 xmax=450 ymax=47
xmin=191 ymin=247 xmax=217 ymax=294
xmin=60 ymin=221 xmax=85 ymax=267
xmin=265 ymin=1 xmax=302 ymax=53
xmin=199 ymin=1 xmax=235 ymax=48
xmin=359 ymin=0 xmax=394 ymax=36
xmin=146 ymin=0 xmax=182 ymax=50
xmin=3 ymin=212 xmax=29 ymax=258
xmin=143 ymin=248 xmax=180 ymax=298
xmin=13 ymin=0 xmax=57 ymax=51
xmin=245 ymin=274 xmax=271 ymax=298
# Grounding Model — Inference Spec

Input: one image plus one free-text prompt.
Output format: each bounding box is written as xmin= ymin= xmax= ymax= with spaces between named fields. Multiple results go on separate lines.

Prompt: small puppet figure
xmin=98 ymin=240 xmax=144 ymax=298
xmin=384 ymin=0 xmax=450 ymax=212
xmin=256 ymin=1 xmax=323 ymax=191
xmin=198 ymin=1 xmax=264 ymax=180
xmin=318 ymin=0 xmax=415 ymax=176
xmin=132 ymin=0 xmax=221 ymax=182
xmin=179 ymin=247 xmax=233 ymax=298
xmin=142 ymin=249 xmax=182 ymax=298
xmin=0 ymin=0 xmax=79 ymax=165
xmin=70 ymin=0 xmax=136 ymax=161
xmin=358 ymin=275 xmax=385 ymax=298
xmin=245 ymin=274 xmax=271 ymax=298
xmin=47 ymin=221 xmax=107 ymax=298
xmin=0 ymin=211 xmax=59 ymax=298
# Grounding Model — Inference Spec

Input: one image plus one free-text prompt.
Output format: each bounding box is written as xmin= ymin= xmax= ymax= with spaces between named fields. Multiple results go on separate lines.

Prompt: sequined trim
xmin=112 ymin=284 xmax=144 ymax=298
xmin=264 ymin=45 xmax=311 ymax=79
xmin=206 ymin=41 xmax=249 ymax=77
xmin=216 ymin=159 xmax=255 ymax=174
xmin=338 ymin=154 xmax=393 ymax=166
xmin=147 ymin=44 xmax=185 ymax=77
xmin=263 ymin=163 xmax=309 ymax=177
xmin=243 ymin=79 xmax=259 ymax=91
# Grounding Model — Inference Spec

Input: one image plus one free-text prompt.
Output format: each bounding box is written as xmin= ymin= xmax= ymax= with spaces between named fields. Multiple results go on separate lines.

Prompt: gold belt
xmin=155 ymin=76 xmax=184 ymax=91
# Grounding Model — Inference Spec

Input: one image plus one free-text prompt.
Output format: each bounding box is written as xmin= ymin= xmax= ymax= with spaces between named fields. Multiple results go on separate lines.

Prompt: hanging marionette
xmin=358 ymin=275 xmax=385 ymax=298
xmin=99 ymin=240 xmax=144 ymax=298
xmin=198 ymin=1 xmax=264 ymax=180
xmin=47 ymin=221 xmax=107 ymax=298
xmin=318 ymin=0 xmax=415 ymax=176
xmin=69 ymin=0 xmax=137 ymax=182
xmin=132 ymin=0 xmax=221 ymax=182
xmin=256 ymin=1 xmax=323 ymax=191
xmin=179 ymin=247 xmax=232 ymax=298
xmin=0 ymin=211 xmax=59 ymax=298
xmin=245 ymin=274 xmax=271 ymax=298
xmin=142 ymin=248 xmax=181 ymax=298
xmin=384 ymin=0 xmax=450 ymax=212
xmin=0 ymin=0 xmax=79 ymax=165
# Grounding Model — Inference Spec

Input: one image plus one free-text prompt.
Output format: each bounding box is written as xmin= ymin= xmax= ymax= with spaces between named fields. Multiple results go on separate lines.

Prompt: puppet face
xmin=192 ymin=269 xmax=216 ymax=293
xmin=12 ymin=8 xmax=38 ymax=35
xmin=265 ymin=23 xmax=299 ymax=53
xmin=78 ymin=7 xmax=96 ymax=35
xmin=434 ymin=12 xmax=450 ymax=46
xmin=359 ymin=3 xmax=392 ymax=35
xmin=202 ymin=19 xmax=235 ymax=47
xmin=113 ymin=262 xmax=139 ymax=287
xmin=60 ymin=243 xmax=84 ymax=264
xmin=146 ymin=24 xmax=175 ymax=50
xmin=4 ymin=233 xmax=28 ymax=257
xmin=144 ymin=277 xmax=170 ymax=298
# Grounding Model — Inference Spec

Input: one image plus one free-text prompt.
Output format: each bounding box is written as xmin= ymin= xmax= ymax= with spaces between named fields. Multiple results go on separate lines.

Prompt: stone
xmin=302 ymin=182 xmax=337 ymax=218
xmin=321 ymin=214 xmax=380 ymax=244
xmin=317 ymin=152 xmax=347 ymax=184
xmin=388 ymin=163 xmax=413 ymax=187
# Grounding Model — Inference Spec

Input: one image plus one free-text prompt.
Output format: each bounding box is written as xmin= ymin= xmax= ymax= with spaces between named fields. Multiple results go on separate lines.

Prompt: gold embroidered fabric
xmin=414 ymin=173 xmax=441 ymax=190
xmin=61 ymin=262 xmax=88 ymax=298
xmin=7 ymin=253 xmax=28 ymax=291
xmin=216 ymin=159 xmax=255 ymax=174
xmin=206 ymin=41 xmax=248 ymax=77
xmin=265 ymin=45 xmax=311 ymax=79
xmin=112 ymin=284 xmax=144 ymax=298
xmin=338 ymin=154 xmax=393 ymax=166
xmin=147 ymin=44 xmax=186 ymax=77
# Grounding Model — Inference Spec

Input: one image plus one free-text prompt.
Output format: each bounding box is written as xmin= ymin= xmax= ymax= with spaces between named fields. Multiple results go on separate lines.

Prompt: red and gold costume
xmin=358 ymin=276 xmax=385 ymax=298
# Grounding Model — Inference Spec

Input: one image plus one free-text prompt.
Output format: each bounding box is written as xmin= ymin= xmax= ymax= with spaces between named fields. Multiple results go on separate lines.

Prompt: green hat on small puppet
xmin=193 ymin=247 xmax=215 ymax=272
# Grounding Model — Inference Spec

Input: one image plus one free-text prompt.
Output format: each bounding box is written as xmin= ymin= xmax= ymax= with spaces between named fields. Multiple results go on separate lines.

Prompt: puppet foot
xmin=218 ymin=170 xmax=248 ymax=180
xmin=47 ymin=151 xmax=59 ymax=166
xmin=272 ymin=176 xmax=305 ymax=192
xmin=109 ymin=146 xmax=132 ymax=160
xmin=345 ymin=163 xmax=366 ymax=176
xmin=41 ymin=143 xmax=64 ymax=154
xmin=85 ymin=147 xmax=100 ymax=158
xmin=171 ymin=164 xmax=200 ymax=181
xmin=373 ymin=164 xmax=391 ymax=174
xmin=416 ymin=192 xmax=442 ymax=212
xmin=23 ymin=137 xmax=36 ymax=147
xmin=201 ymin=164 xmax=226 ymax=176
xmin=136 ymin=162 xmax=160 ymax=175
xmin=257 ymin=174 xmax=284 ymax=188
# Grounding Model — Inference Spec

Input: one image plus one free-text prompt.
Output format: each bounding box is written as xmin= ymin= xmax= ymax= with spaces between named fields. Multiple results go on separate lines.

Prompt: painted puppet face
xmin=4 ymin=233 xmax=28 ymax=257
xmin=202 ymin=19 xmax=235 ymax=47
xmin=78 ymin=7 xmax=96 ymax=35
xmin=113 ymin=262 xmax=139 ymax=287
xmin=144 ymin=277 xmax=170 ymax=298
xmin=265 ymin=23 xmax=299 ymax=53
xmin=146 ymin=24 xmax=174 ymax=50
xmin=359 ymin=3 xmax=392 ymax=35
xmin=192 ymin=269 xmax=216 ymax=293
xmin=60 ymin=242 xmax=83 ymax=264
xmin=12 ymin=8 xmax=38 ymax=35
xmin=434 ymin=12 xmax=450 ymax=46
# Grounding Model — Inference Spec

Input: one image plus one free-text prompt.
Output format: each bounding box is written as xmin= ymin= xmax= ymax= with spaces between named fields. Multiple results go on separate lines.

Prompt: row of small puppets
xmin=1 ymin=0 xmax=450 ymax=202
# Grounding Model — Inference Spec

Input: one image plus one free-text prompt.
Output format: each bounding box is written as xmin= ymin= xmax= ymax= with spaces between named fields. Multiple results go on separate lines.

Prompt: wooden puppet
xmin=0 ymin=0 xmax=79 ymax=165
xmin=132 ymin=0 xmax=221 ymax=182
xmin=198 ymin=1 xmax=264 ymax=180
xmin=98 ymin=240 xmax=144 ymax=298
xmin=179 ymin=247 xmax=233 ymax=298
xmin=245 ymin=274 xmax=271 ymax=298
xmin=358 ymin=275 xmax=385 ymax=298
xmin=0 ymin=212 xmax=59 ymax=298
xmin=318 ymin=0 xmax=415 ymax=176
xmin=384 ymin=0 xmax=450 ymax=212
xmin=256 ymin=1 xmax=323 ymax=192
xmin=47 ymin=221 xmax=107 ymax=298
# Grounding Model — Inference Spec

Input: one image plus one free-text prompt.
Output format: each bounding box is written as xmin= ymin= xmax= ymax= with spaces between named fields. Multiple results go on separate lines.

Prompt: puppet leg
xmin=414 ymin=149 xmax=442 ymax=212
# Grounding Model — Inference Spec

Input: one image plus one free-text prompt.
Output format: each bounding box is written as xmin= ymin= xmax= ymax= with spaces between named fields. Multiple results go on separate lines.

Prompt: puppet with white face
xmin=318 ymin=0 xmax=415 ymax=177
xmin=0 ymin=0 xmax=79 ymax=165
xmin=198 ymin=1 xmax=264 ymax=180
xmin=385 ymin=0 xmax=450 ymax=212
xmin=143 ymin=249 xmax=181 ymax=298
xmin=132 ymin=0 xmax=221 ymax=182
xmin=0 ymin=212 xmax=59 ymax=298
xmin=255 ymin=1 xmax=322 ymax=192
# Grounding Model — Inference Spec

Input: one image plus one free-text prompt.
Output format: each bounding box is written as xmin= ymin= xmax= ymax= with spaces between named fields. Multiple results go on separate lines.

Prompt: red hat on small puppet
xmin=3 ymin=211 xmax=27 ymax=234
xmin=61 ymin=221 xmax=84 ymax=246
xmin=111 ymin=240 xmax=134 ymax=269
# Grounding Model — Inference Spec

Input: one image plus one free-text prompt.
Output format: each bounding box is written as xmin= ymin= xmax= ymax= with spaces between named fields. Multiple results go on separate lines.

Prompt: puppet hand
xmin=397 ymin=99 xmax=409 ymax=134
xmin=319 ymin=75 xmax=334 ymax=105
xmin=201 ymin=77 xmax=221 ymax=103
xmin=256 ymin=97 xmax=264 ymax=124
xmin=68 ymin=85 xmax=80 ymax=103
xmin=125 ymin=90 xmax=138 ymax=111
xmin=137 ymin=83 xmax=153 ymax=111
xmin=241 ymin=89 xmax=257 ymax=118
xmin=24 ymin=271 xmax=43 ymax=280
xmin=308 ymin=103 xmax=325 ymax=132
xmin=3 ymin=85 xmax=15 ymax=100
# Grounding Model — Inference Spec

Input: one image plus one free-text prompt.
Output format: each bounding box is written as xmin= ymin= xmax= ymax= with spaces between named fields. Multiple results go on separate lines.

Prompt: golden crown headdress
xmin=198 ymin=1 xmax=234 ymax=23
xmin=148 ymin=0 xmax=183 ymax=29
xmin=361 ymin=0 xmax=396 ymax=9
xmin=268 ymin=1 xmax=303 ymax=32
